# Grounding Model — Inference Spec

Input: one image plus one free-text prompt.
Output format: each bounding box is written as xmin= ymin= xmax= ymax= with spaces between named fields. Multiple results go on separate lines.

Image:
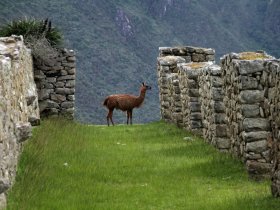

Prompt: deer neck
xmin=136 ymin=89 xmax=146 ymax=106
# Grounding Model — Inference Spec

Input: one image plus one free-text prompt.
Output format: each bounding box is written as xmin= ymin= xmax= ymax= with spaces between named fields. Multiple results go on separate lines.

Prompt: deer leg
xmin=107 ymin=109 xmax=114 ymax=126
xmin=129 ymin=110 xmax=133 ymax=125
xmin=126 ymin=111 xmax=130 ymax=125
xmin=110 ymin=110 xmax=114 ymax=126
xmin=106 ymin=111 xmax=110 ymax=126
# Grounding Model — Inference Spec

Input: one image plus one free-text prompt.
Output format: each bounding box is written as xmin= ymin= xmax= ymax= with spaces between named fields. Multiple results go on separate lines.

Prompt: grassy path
xmin=7 ymin=119 xmax=280 ymax=210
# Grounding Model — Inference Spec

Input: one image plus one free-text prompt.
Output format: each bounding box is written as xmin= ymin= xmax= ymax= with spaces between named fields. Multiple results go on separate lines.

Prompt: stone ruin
xmin=34 ymin=49 xmax=76 ymax=119
xmin=0 ymin=36 xmax=76 ymax=209
xmin=199 ymin=65 xmax=229 ymax=151
xmin=157 ymin=47 xmax=214 ymax=131
xmin=157 ymin=46 xmax=280 ymax=196
xmin=0 ymin=36 xmax=40 ymax=209
xmin=221 ymin=52 xmax=275 ymax=179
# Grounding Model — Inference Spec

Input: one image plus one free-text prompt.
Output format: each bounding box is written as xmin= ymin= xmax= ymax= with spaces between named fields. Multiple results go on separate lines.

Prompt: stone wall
xmin=167 ymin=73 xmax=183 ymax=127
xmin=0 ymin=36 xmax=40 ymax=209
xmin=267 ymin=60 xmax=280 ymax=197
xmin=178 ymin=62 xmax=212 ymax=134
xmin=0 ymin=35 xmax=76 ymax=208
xmin=157 ymin=46 xmax=215 ymax=128
xmin=33 ymin=49 xmax=76 ymax=119
xmin=221 ymin=52 xmax=275 ymax=179
xmin=157 ymin=46 xmax=280 ymax=195
xmin=199 ymin=65 xmax=229 ymax=151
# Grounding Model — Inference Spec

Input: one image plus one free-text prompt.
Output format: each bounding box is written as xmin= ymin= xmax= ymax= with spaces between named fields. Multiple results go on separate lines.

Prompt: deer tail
xmin=103 ymin=97 xmax=109 ymax=106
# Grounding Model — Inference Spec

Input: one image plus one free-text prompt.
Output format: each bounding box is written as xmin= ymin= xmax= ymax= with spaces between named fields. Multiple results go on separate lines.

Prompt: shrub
xmin=0 ymin=17 xmax=63 ymax=59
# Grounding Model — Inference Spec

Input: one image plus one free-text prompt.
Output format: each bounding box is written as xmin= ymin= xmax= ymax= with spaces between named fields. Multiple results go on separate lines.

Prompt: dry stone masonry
xmin=157 ymin=55 xmax=185 ymax=124
xmin=157 ymin=46 xmax=280 ymax=194
xmin=157 ymin=46 xmax=215 ymax=128
xmin=267 ymin=60 xmax=280 ymax=197
xmin=0 ymin=35 xmax=76 ymax=209
xmin=199 ymin=65 xmax=229 ymax=151
xmin=33 ymin=49 xmax=76 ymax=119
xmin=221 ymin=52 xmax=275 ymax=179
xmin=0 ymin=36 xmax=40 ymax=209
xmin=178 ymin=62 xmax=213 ymax=134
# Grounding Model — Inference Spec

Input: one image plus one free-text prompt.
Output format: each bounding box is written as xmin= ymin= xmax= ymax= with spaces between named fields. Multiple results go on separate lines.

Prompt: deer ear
xmin=142 ymin=82 xmax=145 ymax=86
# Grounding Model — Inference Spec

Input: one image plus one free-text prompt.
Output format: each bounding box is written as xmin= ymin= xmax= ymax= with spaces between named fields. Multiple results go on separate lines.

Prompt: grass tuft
xmin=7 ymin=118 xmax=280 ymax=210
xmin=186 ymin=62 xmax=209 ymax=69
xmin=238 ymin=52 xmax=270 ymax=60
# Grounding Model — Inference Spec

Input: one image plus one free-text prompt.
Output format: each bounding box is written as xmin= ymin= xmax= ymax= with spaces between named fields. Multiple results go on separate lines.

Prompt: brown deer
xmin=103 ymin=83 xmax=151 ymax=126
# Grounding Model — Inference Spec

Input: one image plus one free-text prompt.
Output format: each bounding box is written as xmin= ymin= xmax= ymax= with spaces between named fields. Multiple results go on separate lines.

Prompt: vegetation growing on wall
xmin=0 ymin=17 xmax=63 ymax=59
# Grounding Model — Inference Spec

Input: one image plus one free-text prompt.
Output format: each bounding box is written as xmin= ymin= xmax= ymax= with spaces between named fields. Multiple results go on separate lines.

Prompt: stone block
xmin=55 ymin=88 xmax=75 ymax=95
xmin=211 ymin=101 xmax=225 ymax=113
xmin=188 ymin=89 xmax=199 ymax=97
xmin=239 ymin=60 xmax=265 ymax=75
xmin=240 ymin=90 xmax=264 ymax=104
xmin=50 ymin=94 xmax=66 ymax=102
xmin=246 ymin=140 xmax=267 ymax=153
xmin=67 ymin=68 xmax=76 ymax=75
xmin=190 ymin=120 xmax=202 ymax=129
xmin=15 ymin=122 xmax=32 ymax=143
xmin=215 ymin=138 xmax=231 ymax=149
xmin=61 ymin=101 xmax=74 ymax=109
xmin=187 ymin=79 xmax=198 ymax=88
xmin=214 ymin=113 xmax=226 ymax=124
xmin=190 ymin=102 xmax=201 ymax=112
xmin=67 ymin=56 xmax=76 ymax=62
xmin=158 ymin=56 xmax=185 ymax=66
xmin=241 ymin=104 xmax=260 ymax=117
xmin=67 ymin=95 xmax=75 ymax=101
xmin=62 ymin=62 xmax=75 ymax=68
xmin=55 ymin=81 xmax=65 ymax=88
xmin=243 ymin=118 xmax=270 ymax=132
xmin=28 ymin=116 xmax=40 ymax=126
xmin=57 ymin=75 xmax=75 ymax=81
xmin=25 ymin=95 xmax=36 ymax=106
xmin=240 ymin=76 xmax=259 ymax=90
xmin=38 ymin=89 xmax=53 ymax=100
xmin=212 ymin=76 xmax=223 ymax=87
xmin=39 ymin=99 xmax=59 ymax=112
xmin=65 ymin=80 xmax=75 ymax=88
xmin=215 ymin=124 xmax=228 ymax=137
xmin=0 ymin=179 xmax=10 ymax=194
xmin=206 ymin=54 xmax=215 ymax=61
xmin=192 ymin=53 xmax=206 ymax=62
xmin=246 ymin=161 xmax=272 ymax=179
xmin=212 ymin=88 xmax=224 ymax=100
xmin=190 ymin=112 xmax=202 ymax=120
xmin=241 ymin=131 xmax=271 ymax=142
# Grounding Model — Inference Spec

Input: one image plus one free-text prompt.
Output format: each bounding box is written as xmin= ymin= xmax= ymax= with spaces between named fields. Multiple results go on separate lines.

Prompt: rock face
xmin=0 ymin=36 xmax=40 ymax=209
xmin=33 ymin=49 xmax=76 ymax=119
xmin=157 ymin=47 xmax=280 ymax=193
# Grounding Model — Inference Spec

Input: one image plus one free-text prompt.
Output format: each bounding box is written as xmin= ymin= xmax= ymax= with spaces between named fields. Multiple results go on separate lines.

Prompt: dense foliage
xmin=0 ymin=0 xmax=279 ymax=124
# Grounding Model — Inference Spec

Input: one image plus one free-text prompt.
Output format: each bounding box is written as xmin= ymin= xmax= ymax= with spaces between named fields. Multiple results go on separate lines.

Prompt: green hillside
xmin=0 ymin=0 xmax=279 ymax=124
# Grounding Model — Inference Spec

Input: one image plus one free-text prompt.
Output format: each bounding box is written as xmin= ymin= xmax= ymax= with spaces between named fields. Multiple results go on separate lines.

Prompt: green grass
xmin=7 ymin=119 xmax=280 ymax=210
